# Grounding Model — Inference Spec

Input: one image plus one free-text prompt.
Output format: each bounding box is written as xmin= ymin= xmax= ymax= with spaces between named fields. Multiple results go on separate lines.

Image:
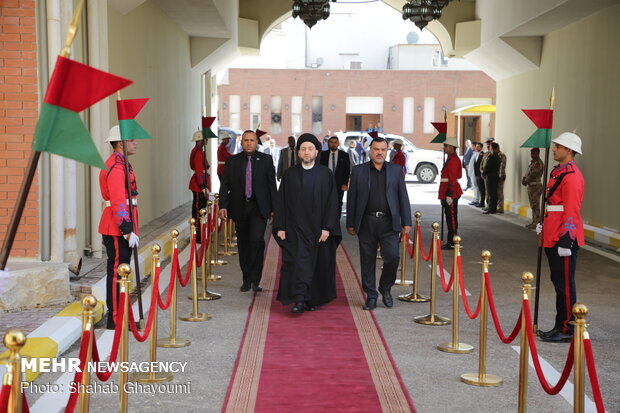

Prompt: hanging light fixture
xmin=402 ymin=0 xmax=453 ymax=30
xmin=292 ymin=0 xmax=336 ymax=29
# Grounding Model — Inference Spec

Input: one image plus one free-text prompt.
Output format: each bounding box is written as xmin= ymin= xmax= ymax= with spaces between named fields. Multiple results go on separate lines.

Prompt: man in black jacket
xmin=219 ymin=130 xmax=277 ymax=292
xmin=482 ymin=142 xmax=501 ymax=214
xmin=319 ymin=136 xmax=351 ymax=213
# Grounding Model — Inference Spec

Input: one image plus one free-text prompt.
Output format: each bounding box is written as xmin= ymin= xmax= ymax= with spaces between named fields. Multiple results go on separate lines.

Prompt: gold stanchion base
xmin=228 ymin=242 xmax=237 ymax=247
xmin=195 ymin=291 xmax=222 ymax=301
xmin=179 ymin=313 xmax=212 ymax=322
xmin=394 ymin=279 xmax=414 ymax=285
xmin=157 ymin=337 xmax=191 ymax=348
xmin=414 ymin=314 xmax=451 ymax=325
xmin=460 ymin=373 xmax=503 ymax=387
xmin=398 ymin=292 xmax=430 ymax=302
xmin=437 ymin=342 xmax=474 ymax=353
xmin=219 ymin=251 xmax=237 ymax=256
xmin=131 ymin=371 xmax=173 ymax=383
xmin=210 ymin=260 xmax=228 ymax=266
xmin=207 ymin=275 xmax=222 ymax=281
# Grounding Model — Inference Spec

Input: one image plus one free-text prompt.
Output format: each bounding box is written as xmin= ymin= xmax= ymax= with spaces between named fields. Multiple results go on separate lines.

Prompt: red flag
xmin=431 ymin=122 xmax=447 ymax=134
xmin=368 ymin=131 xmax=379 ymax=139
xmin=44 ymin=56 xmax=133 ymax=112
xmin=117 ymin=98 xmax=149 ymax=120
xmin=202 ymin=116 xmax=216 ymax=128
xmin=522 ymin=109 xmax=554 ymax=129
xmin=255 ymin=129 xmax=267 ymax=138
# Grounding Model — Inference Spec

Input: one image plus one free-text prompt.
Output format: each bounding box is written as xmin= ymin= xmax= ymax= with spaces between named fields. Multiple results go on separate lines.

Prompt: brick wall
xmin=0 ymin=0 xmax=39 ymax=258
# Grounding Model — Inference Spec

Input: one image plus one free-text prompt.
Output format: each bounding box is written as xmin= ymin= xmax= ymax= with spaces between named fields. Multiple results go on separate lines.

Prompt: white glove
xmin=558 ymin=247 xmax=572 ymax=257
xmin=126 ymin=232 xmax=140 ymax=248
xmin=446 ymin=196 xmax=453 ymax=206
xmin=0 ymin=269 xmax=10 ymax=294
xmin=535 ymin=223 xmax=543 ymax=235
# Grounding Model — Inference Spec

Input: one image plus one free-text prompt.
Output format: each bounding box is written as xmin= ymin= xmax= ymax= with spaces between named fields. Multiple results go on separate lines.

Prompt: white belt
xmin=440 ymin=178 xmax=449 ymax=182
xmin=546 ymin=205 xmax=563 ymax=212
xmin=218 ymin=161 xmax=226 ymax=164
xmin=105 ymin=199 xmax=137 ymax=207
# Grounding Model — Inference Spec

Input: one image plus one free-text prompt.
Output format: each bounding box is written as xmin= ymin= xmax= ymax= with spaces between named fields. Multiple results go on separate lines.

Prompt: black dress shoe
xmin=292 ymin=302 xmax=305 ymax=314
xmin=541 ymin=331 xmax=573 ymax=343
xmin=440 ymin=243 xmax=454 ymax=250
xmin=482 ymin=210 xmax=496 ymax=214
xmin=305 ymin=303 xmax=317 ymax=311
xmin=252 ymin=283 xmax=263 ymax=292
xmin=240 ymin=282 xmax=251 ymax=292
xmin=381 ymin=290 xmax=393 ymax=308
xmin=538 ymin=327 xmax=560 ymax=338
xmin=362 ymin=298 xmax=377 ymax=311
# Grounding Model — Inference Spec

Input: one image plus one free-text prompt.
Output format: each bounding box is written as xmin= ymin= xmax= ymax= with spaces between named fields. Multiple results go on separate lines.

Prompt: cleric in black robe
xmin=273 ymin=133 xmax=342 ymax=314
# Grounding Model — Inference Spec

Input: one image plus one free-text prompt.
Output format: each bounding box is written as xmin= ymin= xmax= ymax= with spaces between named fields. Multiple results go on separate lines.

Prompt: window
xmin=229 ymin=95 xmax=240 ymax=130
xmin=270 ymin=96 xmax=282 ymax=135
xmin=402 ymin=97 xmax=414 ymax=134
xmin=312 ymin=96 xmax=322 ymax=135
xmin=423 ymin=97 xmax=435 ymax=134
xmin=250 ymin=95 xmax=261 ymax=130
xmin=291 ymin=96 xmax=302 ymax=134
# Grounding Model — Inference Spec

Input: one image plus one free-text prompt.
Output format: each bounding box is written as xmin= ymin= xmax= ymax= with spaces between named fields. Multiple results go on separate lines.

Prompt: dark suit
xmin=219 ymin=151 xmax=277 ymax=285
xmin=346 ymin=162 xmax=412 ymax=299
xmin=319 ymin=149 xmax=351 ymax=210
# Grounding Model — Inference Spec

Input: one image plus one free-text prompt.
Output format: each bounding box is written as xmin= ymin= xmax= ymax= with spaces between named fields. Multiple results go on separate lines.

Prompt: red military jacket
xmin=438 ymin=152 xmax=463 ymax=199
xmin=217 ymin=142 xmax=232 ymax=175
xmin=189 ymin=145 xmax=210 ymax=192
xmin=542 ymin=160 xmax=584 ymax=248
xmin=98 ymin=151 xmax=139 ymax=237
xmin=392 ymin=149 xmax=406 ymax=176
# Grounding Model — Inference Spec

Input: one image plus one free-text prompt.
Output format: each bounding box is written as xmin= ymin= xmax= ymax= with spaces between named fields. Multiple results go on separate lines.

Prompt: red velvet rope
xmin=523 ymin=300 xmax=574 ymax=394
xmin=64 ymin=330 xmax=92 ymax=413
xmin=91 ymin=293 xmax=125 ymax=382
xmin=177 ymin=234 xmax=195 ymax=287
xmin=157 ymin=265 xmax=175 ymax=310
xmin=417 ymin=226 xmax=431 ymax=262
xmin=405 ymin=233 xmax=414 ymax=258
xmin=22 ymin=393 xmax=29 ymax=413
xmin=0 ymin=384 xmax=10 ymax=413
xmin=436 ymin=239 xmax=454 ymax=292
xmin=127 ymin=267 xmax=160 ymax=342
xmin=584 ymin=338 xmax=607 ymax=413
xmin=485 ymin=272 xmax=522 ymax=343
xmin=457 ymin=255 xmax=481 ymax=319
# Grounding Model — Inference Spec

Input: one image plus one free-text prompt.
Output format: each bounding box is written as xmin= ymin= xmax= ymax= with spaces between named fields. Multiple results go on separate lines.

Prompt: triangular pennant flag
xmin=368 ymin=131 xmax=379 ymax=139
xmin=520 ymin=109 xmax=554 ymax=148
xmin=202 ymin=116 xmax=216 ymax=128
xmin=32 ymin=56 xmax=133 ymax=169
xmin=202 ymin=128 xmax=217 ymax=139
xmin=255 ymin=128 xmax=267 ymax=145
xmin=430 ymin=122 xmax=447 ymax=143
xmin=117 ymin=99 xmax=153 ymax=140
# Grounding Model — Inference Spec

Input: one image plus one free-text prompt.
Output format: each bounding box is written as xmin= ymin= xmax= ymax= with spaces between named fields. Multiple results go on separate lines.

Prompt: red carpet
xmin=223 ymin=239 xmax=416 ymax=413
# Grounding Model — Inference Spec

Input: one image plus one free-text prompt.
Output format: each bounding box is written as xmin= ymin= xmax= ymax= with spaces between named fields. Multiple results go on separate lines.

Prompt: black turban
xmin=296 ymin=133 xmax=321 ymax=151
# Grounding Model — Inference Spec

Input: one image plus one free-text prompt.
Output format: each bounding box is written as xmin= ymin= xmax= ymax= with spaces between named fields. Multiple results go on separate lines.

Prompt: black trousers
xmin=476 ymin=175 xmax=486 ymax=205
xmin=441 ymin=198 xmax=459 ymax=245
xmin=102 ymin=235 xmax=132 ymax=326
xmin=358 ymin=215 xmax=400 ymax=299
xmin=235 ymin=200 xmax=267 ymax=285
xmin=545 ymin=245 xmax=579 ymax=333
xmin=336 ymin=189 xmax=345 ymax=216
xmin=486 ymin=175 xmax=499 ymax=212
xmin=191 ymin=191 xmax=207 ymax=243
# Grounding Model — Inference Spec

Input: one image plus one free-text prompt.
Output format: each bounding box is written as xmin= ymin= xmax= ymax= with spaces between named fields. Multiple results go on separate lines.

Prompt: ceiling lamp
xmin=292 ymin=0 xmax=336 ymax=29
xmin=402 ymin=0 xmax=453 ymax=30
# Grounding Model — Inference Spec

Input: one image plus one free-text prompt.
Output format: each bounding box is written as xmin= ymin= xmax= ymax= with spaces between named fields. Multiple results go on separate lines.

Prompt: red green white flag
xmin=117 ymin=98 xmax=153 ymax=140
xmin=430 ymin=122 xmax=447 ymax=143
xmin=202 ymin=116 xmax=217 ymax=139
xmin=32 ymin=56 xmax=133 ymax=169
xmin=520 ymin=109 xmax=554 ymax=148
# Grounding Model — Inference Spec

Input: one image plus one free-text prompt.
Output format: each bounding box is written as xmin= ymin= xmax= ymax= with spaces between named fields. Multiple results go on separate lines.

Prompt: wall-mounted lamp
xmin=417 ymin=105 xmax=422 ymax=112
xmin=391 ymin=105 xmax=397 ymax=111
xmin=243 ymin=103 xmax=248 ymax=110
xmin=441 ymin=105 xmax=447 ymax=112
xmin=222 ymin=103 xmax=227 ymax=110
xmin=284 ymin=103 xmax=290 ymax=110
xmin=305 ymin=104 xmax=310 ymax=111
xmin=263 ymin=103 xmax=269 ymax=110
xmin=330 ymin=104 xmax=336 ymax=111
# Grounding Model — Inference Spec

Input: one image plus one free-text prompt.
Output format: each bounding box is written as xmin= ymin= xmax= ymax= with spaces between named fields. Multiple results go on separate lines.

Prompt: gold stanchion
xmin=211 ymin=194 xmax=227 ymax=266
xmin=157 ymin=230 xmax=191 ymax=348
xmin=196 ymin=206 xmax=221 ymax=301
xmin=78 ymin=295 xmax=97 ymax=412
xmin=2 ymin=328 xmax=25 ymax=413
xmin=228 ymin=219 xmax=237 ymax=248
xmin=399 ymin=211 xmax=430 ymax=302
xmin=461 ymin=251 xmax=503 ymax=386
xmin=206 ymin=201 xmax=222 ymax=281
xmin=518 ymin=272 xmax=533 ymax=413
xmin=438 ymin=236 xmax=474 ymax=353
xmin=117 ymin=264 xmax=132 ymax=413
xmin=414 ymin=222 xmax=450 ymax=326
xmin=395 ymin=228 xmax=412 ymax=285
xmin=573 ymin=304 xmax=587 ymax=413
xmin=180 ymin=218 xmax=211 ymax=322
xmin=132 ymin=246 xmax=174 ymax=383
xmin=219 ymin=215 xmax=236 ymax=256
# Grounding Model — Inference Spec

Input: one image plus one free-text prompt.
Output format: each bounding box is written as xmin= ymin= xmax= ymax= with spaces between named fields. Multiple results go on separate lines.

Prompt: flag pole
xmin=117 ymin=93 xmax=145 ymax=326
xmin=0 ymin=0 xmax=84 ymax=270
xmin=440 ymin=111 xmax=447 ymax=244
xmin=533 ymin=88 xmax=555 ymax=331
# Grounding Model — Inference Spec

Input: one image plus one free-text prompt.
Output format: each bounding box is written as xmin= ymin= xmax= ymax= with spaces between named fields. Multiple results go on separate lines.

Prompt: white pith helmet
xmin=552 ymin=132 xmax=582 ymax=154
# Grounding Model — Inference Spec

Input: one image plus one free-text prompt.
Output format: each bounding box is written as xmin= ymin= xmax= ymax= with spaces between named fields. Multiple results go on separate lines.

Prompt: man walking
xmin=277 ymin=135 xmax=299 ymax=181
xmin=538 ymin=132 xmax=584 ymax=343
xmin=219 ymin=130 xmax=277 ymax=292
xmin=522 ymin=148 xmax=544 ymax=229
xmin=346 ymin=137 xmax=411 ymax=310
xmin=320 ymin=135 xmax=351 ymax=212
xmin=438 ymin=137 xmax=462 ymax=249
xmin=274 ymin=133 xmax=341 ymax=314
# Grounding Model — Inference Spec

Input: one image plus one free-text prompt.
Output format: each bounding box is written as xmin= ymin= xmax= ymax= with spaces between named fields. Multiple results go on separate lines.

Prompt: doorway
xmin=346 ymin=114 xmax=382 ymax=131
xmin=460 ymin=116 xmax=480 ymax=148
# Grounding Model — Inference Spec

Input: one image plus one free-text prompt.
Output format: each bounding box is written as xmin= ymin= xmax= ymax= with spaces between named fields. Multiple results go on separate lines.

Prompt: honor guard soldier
xmin=438 ymin=137 xmax=462 ymax=249
xmin=99 ymin=125 xmax=140 ymax=330
xmin=522 ymin=148 xmax=544 ymax=229
xmin=217 ymin=136 xmax=232 ymax=182
xmin=537 ymin=132 xmax=584 ymax=343
xmin=189 ymin=131 xmax=210 ymax=243
xmin=390 ymin=138 xmax=407 ymax=176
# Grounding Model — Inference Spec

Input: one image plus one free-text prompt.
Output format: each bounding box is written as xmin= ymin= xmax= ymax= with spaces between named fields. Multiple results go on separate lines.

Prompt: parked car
xmin=333 ymin=131 xmax=444 ymax=183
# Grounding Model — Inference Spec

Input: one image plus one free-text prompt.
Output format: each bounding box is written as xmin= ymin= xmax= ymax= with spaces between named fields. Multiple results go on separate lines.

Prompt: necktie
xmin=245 ymin=154 xmax=252 ymax=198
xmin=331 ymin=152 xmax=336 ymax=172
xmin=290 ymin=149 xmax=294 ymax=167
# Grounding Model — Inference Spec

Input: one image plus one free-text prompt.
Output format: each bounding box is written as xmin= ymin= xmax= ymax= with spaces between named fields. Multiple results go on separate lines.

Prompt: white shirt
xmin=328 ymin=150 xmax=338 ymax=172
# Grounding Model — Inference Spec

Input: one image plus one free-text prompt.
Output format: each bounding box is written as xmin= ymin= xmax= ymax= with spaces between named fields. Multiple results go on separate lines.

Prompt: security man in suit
xmin=189 ymin=131 xmax=210 ymax=243
xmin=346 ymin=137 xmax=412 ymax=310
xmin=219 ymin=130 xmax=277 ymax=292
xmin=277 ymin=135 xmax=299 ymax=181
xmin=99 ymin=125 xmax=140 ymax=330
xmin=319 ymin=135 xmax=351 ymax=213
